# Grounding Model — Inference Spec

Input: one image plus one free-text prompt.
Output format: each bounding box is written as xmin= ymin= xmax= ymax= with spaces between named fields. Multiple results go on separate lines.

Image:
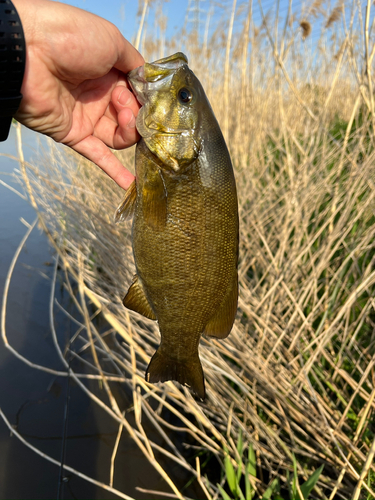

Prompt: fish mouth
xmin=127 ymin=52 xmax=188 ymax=105
xmin=145 ymin=119 xmax=188 ymax=135
xmin=136 ymin=118 xmax=192 ymax=140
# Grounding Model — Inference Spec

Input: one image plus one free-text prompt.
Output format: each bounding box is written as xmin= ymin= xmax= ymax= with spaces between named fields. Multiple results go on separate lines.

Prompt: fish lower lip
xmin=146 ymin=122 xmax=186 ymax=134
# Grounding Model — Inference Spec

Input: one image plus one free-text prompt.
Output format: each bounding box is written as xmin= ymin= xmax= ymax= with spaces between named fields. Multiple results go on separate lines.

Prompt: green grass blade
xmin=245 ymin=458 xmax=255 ymax=499
xmin=300 ymin=464 xmax=324 ymax=499
xmin=290 ymin=454 xmax=299 ymax=500
xmin=244 ymin=469 xmax=253 ymax=500
xmin=244 ymin=443 xmax=256 ymax=500
xmin=217 ymin=484 xmax=233 ymax=500
xmin=236 ymin=430 xmax=244 ymax=484
xmin=262 ymin=478 xmax=279 ymax=499
xmin=224 ymin=452 xmax=238 ymax=496
xmin=247 ymin=443 xmax=256 ymax=478
xmin=238 ymin=486 xmax=246 ymax=500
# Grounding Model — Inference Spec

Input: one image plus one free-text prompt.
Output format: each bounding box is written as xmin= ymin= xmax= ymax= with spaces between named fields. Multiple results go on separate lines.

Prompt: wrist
xmin=0 ymin=0 xmax=26 ymax=141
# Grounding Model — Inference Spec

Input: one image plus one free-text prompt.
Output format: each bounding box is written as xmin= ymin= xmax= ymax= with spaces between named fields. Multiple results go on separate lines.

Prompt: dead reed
xmin=2 ymin=0 xmax=375 ymax=498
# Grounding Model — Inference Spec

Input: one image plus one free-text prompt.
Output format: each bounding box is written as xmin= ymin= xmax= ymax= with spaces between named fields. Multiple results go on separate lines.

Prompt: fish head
xmin=128 ymin=52 xmax=209 ymax=170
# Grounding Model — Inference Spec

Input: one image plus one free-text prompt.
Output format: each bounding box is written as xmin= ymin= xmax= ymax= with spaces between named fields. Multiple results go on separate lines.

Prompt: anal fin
xmin=123 ymin=274 xmax=156 ymax=320
xmin=203 ymin=273 xmax=238 ymax=339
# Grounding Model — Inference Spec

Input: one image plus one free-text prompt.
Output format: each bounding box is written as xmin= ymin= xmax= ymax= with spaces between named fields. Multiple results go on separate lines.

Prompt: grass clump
xmin=218 ymin=433 xmax=324 ymax=500
xmin=4 ymin=0 xmax=375 ymax=499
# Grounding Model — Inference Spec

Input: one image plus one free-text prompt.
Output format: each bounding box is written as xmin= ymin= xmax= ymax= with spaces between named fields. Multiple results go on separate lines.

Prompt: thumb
xmin=113 ymin=33 xmax=144 ymax=75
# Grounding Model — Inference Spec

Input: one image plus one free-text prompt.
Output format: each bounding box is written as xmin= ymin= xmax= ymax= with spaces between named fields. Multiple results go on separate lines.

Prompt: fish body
xmin=116 ymin=53 xmax=238 ymax=399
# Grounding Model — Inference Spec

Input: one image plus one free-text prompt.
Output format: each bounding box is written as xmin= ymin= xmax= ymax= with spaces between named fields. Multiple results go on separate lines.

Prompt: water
xmin=0 ymin=127 xmax=203 ymax=499
xmin=0 ymin=128 xmax=115 ymax=498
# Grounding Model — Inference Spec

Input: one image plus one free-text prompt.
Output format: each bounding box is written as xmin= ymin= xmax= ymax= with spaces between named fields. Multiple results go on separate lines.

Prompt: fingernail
xmin=127 ymin=113 xmax=136 ymax=128
xmin=118 ymin=89 xmax=132 ymax=106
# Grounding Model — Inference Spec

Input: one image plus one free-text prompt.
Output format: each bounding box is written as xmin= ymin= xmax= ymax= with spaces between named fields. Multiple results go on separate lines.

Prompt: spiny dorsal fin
xmin=123 ymin=274 xmax=156 ymax=320
xmin=114 ymin=180 xmax=137 ymax=223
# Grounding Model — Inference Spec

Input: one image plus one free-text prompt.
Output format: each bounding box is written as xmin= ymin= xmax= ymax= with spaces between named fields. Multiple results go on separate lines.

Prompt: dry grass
xmin=2 ymin=0 xmax=375 ymax=498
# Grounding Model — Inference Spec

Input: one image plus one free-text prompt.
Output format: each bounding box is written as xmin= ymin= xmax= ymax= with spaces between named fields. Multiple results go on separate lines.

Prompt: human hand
xmin=12 ymin=0 xmax=144 ymax=190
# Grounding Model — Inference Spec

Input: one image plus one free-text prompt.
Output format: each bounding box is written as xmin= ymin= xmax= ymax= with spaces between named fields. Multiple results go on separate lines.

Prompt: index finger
xmin=73 ymin=135 xmax=135 ymax=190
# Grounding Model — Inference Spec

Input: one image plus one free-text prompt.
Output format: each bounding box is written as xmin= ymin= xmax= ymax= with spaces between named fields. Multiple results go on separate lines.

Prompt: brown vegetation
xmin=2 ymin=0 xmax=375 ymax=498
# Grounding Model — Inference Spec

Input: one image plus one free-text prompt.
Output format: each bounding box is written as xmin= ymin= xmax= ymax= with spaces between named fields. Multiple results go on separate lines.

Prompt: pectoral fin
xmin=114 ymin=180 xmax=137 ymax=223
xmin=123 ymin=275 xmax=156 ymax=320
xmin=142 ymin=166 xmax=167 ymax=230
xmin=203 ymin=274 xmax=238 ymax=339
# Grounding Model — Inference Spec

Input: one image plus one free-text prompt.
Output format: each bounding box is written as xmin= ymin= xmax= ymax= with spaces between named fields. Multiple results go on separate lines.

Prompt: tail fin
xmin=146 ymin=348 xmax=205 ymax=400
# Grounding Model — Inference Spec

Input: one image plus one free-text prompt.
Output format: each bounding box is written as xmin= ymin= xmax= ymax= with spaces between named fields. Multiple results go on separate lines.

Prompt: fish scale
xmin=116 ymin=52 xmax=238 ymax=399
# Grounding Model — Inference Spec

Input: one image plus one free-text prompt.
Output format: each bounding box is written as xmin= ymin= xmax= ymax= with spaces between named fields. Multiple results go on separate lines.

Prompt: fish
xmin=115 ymin=52 xmax=238 ymax=400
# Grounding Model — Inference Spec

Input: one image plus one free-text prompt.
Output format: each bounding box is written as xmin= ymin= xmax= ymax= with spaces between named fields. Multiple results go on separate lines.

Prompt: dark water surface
xmin=0 ymin=127 xmax=202 ymax=500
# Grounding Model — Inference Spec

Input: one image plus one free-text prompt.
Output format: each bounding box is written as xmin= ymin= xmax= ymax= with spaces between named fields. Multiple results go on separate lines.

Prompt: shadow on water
xmin=0 ymin=127 xmax=206 ymax=499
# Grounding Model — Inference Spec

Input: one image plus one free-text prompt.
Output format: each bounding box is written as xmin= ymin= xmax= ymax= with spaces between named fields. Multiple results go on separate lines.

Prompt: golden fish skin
xmin=116 ymin=52 xmax=238 ymax=400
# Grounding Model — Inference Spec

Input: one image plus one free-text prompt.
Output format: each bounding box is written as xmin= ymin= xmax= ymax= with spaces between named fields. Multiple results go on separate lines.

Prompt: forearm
xmin=0 ymin=0 xmax=26 ymax=140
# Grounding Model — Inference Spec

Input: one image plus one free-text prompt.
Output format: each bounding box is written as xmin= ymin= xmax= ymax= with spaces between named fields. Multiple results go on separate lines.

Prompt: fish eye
xmin=178 ymin=88 xmax=193 ymax=104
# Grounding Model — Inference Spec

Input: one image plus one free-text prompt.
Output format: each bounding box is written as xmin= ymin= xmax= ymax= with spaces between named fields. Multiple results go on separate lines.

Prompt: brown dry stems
xmin=1 ymin=0 xmax=375 ymax=498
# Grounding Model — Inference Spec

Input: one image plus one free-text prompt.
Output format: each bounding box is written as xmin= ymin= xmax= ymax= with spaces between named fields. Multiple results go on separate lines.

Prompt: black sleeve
xmin=0 ymin=0 xmax=26 ymax=141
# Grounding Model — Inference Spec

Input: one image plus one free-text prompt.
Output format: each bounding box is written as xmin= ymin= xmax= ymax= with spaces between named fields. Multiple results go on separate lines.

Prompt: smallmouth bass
xmin=116 ymin=52 xmax=238 ymax=400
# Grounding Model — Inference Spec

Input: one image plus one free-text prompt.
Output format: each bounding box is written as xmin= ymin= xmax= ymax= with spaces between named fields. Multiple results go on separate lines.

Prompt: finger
xmin=112 ymin=86 xmax=141 ymax=116
xmin=114 ymin=35 xmax=144 ymax=74
xmin=93 ymin=107 xmax=139 ymax=149
xmin=104 ymin=80 xmax=130 ymax=121
xmin=99 ymin=86 xmax=141 ymax=147
xmin=101 ymin=98 xmax=117 ymax=122
xmin=117 ymin=107 xmax=140 ymax=146
xmin=73 ymin=135 xmax=135 ymax=190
